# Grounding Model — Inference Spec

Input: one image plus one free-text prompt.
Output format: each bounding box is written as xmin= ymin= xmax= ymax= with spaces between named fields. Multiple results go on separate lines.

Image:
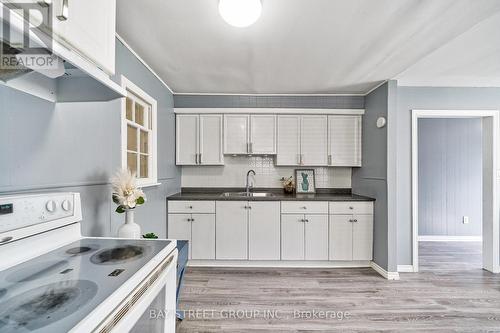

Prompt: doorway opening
xmin=411 ymin=110 xmax=499 ymax=273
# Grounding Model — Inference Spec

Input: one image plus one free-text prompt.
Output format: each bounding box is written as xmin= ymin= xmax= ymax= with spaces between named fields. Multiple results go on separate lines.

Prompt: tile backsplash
xmin=181 ymin=156 xmax=352 ymax=188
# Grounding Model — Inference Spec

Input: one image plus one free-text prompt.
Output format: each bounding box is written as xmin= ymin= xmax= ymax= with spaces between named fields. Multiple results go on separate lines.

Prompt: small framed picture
xmin=295 ymin=169 xmax=316 ymax=193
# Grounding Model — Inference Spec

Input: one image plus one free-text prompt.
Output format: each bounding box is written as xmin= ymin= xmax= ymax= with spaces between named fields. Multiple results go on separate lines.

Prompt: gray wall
xmin=0 ymin=39 xmax=180 ymax=238
xmin=396 ymin=86 xmax=500 ymax=265
xmin=174 ymin=94 xmax=364 ymax=109
xmin=418 ymin=118 xmax=482 ymax=237
xmin=352 ymin=82 xmax=390 ymax=271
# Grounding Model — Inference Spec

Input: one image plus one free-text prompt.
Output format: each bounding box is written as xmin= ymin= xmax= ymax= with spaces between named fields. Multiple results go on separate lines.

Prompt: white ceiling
xmin=117 ymin=0 xmax=500 ymax=94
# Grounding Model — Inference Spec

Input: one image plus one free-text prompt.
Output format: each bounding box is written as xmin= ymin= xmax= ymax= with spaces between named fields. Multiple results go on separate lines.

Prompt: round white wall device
xmin=376 ymin=117 xmax=386 ymax=128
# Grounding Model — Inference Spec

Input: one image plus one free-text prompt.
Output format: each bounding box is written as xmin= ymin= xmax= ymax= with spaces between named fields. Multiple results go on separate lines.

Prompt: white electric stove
xmin=0 ymin=192 xmax=177 ymax=333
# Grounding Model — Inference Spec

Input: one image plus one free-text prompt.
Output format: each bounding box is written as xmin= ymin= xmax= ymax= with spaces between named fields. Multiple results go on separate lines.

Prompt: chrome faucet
xmin=246 ymin=170 xmax=256 ymax=195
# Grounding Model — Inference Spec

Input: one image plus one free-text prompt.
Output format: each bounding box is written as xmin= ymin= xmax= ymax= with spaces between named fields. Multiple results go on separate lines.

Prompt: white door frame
xmin=411 ymin=109 xmax=500 ymax=273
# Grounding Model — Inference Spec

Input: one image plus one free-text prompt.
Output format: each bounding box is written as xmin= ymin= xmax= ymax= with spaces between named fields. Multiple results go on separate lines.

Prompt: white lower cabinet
xmin=329 ymin=214 xmax=373 ymax=261
xmin=281 ymin=214 xmax=328 ymax=260
xmin=168 ymin=199 xmax=373 ymax=263
xmin=168 ymin=213 xmax=215 ymax=260
xmin=281 ymin=214 xmax=305 ymax=260
xmin=305 ymin=215 xmax=329 ymax=260
xmin=216 ymin=201 xmax=248 ymax=259
xmin=216 ymin=201 xmax=280 ymax=260
xmin=248 ymin=202 xmax=280 ymax=260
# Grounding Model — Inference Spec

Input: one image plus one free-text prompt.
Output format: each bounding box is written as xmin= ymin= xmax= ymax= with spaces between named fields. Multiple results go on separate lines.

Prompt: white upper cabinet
xmin=199 ymin=115 xmax=224 ymax=165
xmin=277 ymin=115 xmax=328 ymax=166
xmin=224 ymin=115 xmax=249 ymax=154
xmin=51 ymin=0 xmax=116 ymax=74
xmin=250 ymin=115 xmax=276 ymax=154
xmin=301 ymin=115 xmax=328 ymax=166
xmin=277 ymin=115 xmax=301 ymax=165
xmin=328 ymin=116 xmax=362 ymax=167
xmin=224 ymin=114 xmax=277 ymax=155
xmin=176 ymin=114 xmax=223 ymax=165
xmin=176 ymin=115 xmax=198 ymax=165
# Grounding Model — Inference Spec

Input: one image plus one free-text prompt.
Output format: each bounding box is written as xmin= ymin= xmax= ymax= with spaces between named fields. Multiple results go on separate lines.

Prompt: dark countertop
xmin=167 ymin=188 xmax=375 ymax=202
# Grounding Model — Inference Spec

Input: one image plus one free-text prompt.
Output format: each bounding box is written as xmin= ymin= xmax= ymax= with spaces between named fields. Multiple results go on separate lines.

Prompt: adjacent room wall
xmin=0 ymin=39 xmax=180 ymax=238
xmin=418 ymin=118 xmax=483 ymax=237
xmin=174 ymin=94 xmax=364 ymax=189
xmin=396 ymin=86 xmax=500 ymax=265
xmin=351 ymin=82 xmax=391 ymax=271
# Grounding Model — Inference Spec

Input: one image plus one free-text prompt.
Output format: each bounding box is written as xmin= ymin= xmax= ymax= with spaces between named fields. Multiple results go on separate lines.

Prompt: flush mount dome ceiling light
xmin=218 ymin=0 xmax=262 ymax=28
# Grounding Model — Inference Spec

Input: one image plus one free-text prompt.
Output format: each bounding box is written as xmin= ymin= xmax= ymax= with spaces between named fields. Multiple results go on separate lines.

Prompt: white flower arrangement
xmin=111 ymin=169 xmax=146 ymax=213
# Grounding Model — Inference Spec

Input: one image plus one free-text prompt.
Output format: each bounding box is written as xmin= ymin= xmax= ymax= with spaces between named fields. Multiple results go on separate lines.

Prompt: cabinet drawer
xmin=329 ymin=202 xmax=373 ymax=215
xmin=281 ymin=201 xmax=328 ymax=214
xmin=168 ymin=200 xmax=215 ymax=213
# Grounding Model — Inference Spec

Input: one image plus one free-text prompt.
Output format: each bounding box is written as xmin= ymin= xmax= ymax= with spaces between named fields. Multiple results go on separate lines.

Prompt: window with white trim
xmin=121 ymin=76 xmax=158 ymax=186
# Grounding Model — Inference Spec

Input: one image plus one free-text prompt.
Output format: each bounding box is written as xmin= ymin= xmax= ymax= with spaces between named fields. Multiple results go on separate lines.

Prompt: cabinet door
xmin=304 ymin=215 xmax=329 ymax=260
xmin=168 ymin=214 xmax=192 ymax=258
xmin=250 ymin=115 xmax=276 ymax=154
xmin=248 ymin=202 xmax=280 ymax=260
xmin=224 ymin=115 xmax=249 ymax=154
xmin=329 ymin=215 xmax=353 ymax=261
xmin=200 ymin=115 xmax=224 ymax=165
xmin=276 ymin=115 xmax=301 ymax=165
xmin=301 ymin=115 xmax=328 ymax=166
xmin=52 ymin=0 xmax=116 ymax=74
xmin=281 ymin=214 xmax=304 ymax=260
xmin=191 ymin=214 xmax=216 ymax=260
xmin=328 ymin=116 xmax=362 ymax=166
xmin=216 ymin=201 xmax=248 ymax=259
xmin=176 ymin=115 xmax=198 ymax=165
xmin=352 ymin=215 xmax=373 ymax=260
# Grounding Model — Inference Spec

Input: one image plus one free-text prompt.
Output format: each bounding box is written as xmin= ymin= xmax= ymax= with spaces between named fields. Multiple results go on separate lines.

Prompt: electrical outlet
xmin=463 ymin=216 xmax=470 ymax=224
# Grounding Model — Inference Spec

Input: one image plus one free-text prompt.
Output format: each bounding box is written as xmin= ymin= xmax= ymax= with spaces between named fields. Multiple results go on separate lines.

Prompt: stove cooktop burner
xmin=0 ymin=280 xmax=98 ymax=332
xmin=90 ymin=245 xmax=147 ymax=265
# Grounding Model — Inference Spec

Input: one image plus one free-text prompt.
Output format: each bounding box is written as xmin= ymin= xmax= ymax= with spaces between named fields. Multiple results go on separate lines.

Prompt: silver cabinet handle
xmin=188 ymin=206 xmax=193 ymax=209
xmin=249 ymin=142 xmax=253 ymax=154
xmin=328 ymin=154 xmax=332 ymax=165
xmin=248 ymin=206 xmax=252 ymax=209
xmin=57 ymin=0 xmax=68 ymax=21
xmin=301 ymin=206 xmax=307 ymax=210
xmin=194 ymin=153 xmax=198 ymax=164
xmin=246 ymin=142 xmax=250 ymax=154
xmin=300 ymin=154 xmax=304 ymax=165
xmin=349 ymin=219 xmax=353 ymax=222
xmin=198 ymin=153 xmax=202 ymax=164
xmin=353 ymin=219 xmax=358 ymax=222
xmin=304 ymin=219 xmax=309 ymax=223
xmin=300 ymin=219 xmax=305 ymax=222
xmin=191 ymin=218 xmax=195 ymax=222
xmin=349 ymin=206 xmax=354 ymax=210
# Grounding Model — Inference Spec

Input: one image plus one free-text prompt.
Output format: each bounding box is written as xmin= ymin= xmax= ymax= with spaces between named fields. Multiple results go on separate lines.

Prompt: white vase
xmin=118 ymin=209 xmax=141 ymax=238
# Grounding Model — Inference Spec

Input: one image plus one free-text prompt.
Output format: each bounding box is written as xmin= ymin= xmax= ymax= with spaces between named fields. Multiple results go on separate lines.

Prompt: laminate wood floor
xmin=177 ymin=241 xmax=500 ymax=332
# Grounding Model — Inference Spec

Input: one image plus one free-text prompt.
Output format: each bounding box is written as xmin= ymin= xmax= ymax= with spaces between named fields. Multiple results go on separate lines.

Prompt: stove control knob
xmin=62 ymin=200 xmax=71 ymax=211
xmin=46 ymin=200 xmax=56 ymax=213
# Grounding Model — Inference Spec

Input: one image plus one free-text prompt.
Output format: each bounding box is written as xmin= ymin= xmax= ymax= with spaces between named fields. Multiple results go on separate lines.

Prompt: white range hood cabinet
xmin=0 ymin=3 xmax=125 ymax=103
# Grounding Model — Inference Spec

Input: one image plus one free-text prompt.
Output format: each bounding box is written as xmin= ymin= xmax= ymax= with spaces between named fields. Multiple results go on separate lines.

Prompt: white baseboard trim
xmin=187 ymin=260 xmax=371 ymax=268
xmin=370 ymin=262 xmax=400 ymax=280
xmin=418 ymin=235 xmax=482 ymax=242
xmin=397 ymin=265 xmax=416 ymax=273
